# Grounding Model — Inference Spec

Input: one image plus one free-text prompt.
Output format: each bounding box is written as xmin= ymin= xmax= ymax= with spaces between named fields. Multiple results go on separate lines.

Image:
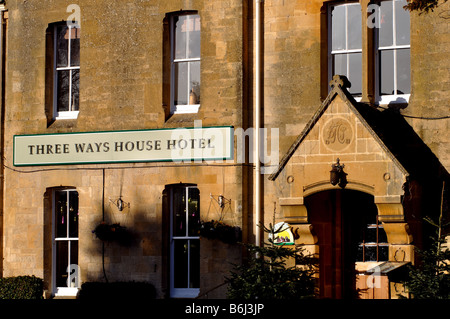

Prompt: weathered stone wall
xmin=3 ymin=0 xmax=246 ymax=298
xmin=408 ymin=2 xmax=450 ymax=171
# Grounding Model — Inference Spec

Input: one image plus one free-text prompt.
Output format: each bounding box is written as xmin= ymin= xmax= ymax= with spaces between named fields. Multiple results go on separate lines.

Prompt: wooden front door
xmin=305 ymin=190 xmax=375 ymax=299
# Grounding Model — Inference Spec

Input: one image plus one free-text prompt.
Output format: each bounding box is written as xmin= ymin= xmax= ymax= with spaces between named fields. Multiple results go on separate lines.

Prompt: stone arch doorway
xmin=305 ymin=189 xmax=381 ymax=299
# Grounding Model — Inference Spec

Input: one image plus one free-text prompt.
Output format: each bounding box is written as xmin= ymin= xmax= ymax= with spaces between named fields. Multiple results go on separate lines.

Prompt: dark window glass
xmin=54 ymin=24 xmax=80 ymax=115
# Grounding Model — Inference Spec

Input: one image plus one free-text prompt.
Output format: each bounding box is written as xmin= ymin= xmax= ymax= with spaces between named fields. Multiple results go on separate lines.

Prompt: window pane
xmin=56 ymin=241 xmax=68 ymax=287
xmin=70 ymin=27 xmax=81 ymax=67
xmin=174 ymin=16 xmax=187 ymax=60
xmin=365 ymin=227 xmax=377 ymax=243
xmin=357 ymin=245 xmax=364 ymax=261
xmin=68 ymin=191 xmax=79 ymax=238
xmin=55 ymin=191 xmax=67 ymax=238
xmin=331 ymin=5 xmax=345 ymax=51
xmin=365 ymin=246 xmax=378 ymax=262
xmin=380 ymin=50 xmax=394 ymax=95
xmin=173 ymin=187 xmax=186 ymax=237
xmin=348 ymin=52 xmax=362 ymax=95
xmin=378 ymin=227 xmax=388 ymax=243
xmin=379 ymin=1 xmax=393 ymax=47
xmin=397 ymin=48 xmax=410 ymax=94
xmin=333 ymin=54 xmax=347 ymax=78
xmin=68 ymin=241 xmax=79 ymax=288
xmin=379 ymin=245 xmax=389 ymax=261
xmin=174 ymin=239 xmax=188 ymax=288
xmin=395 ymin=0 xmax=410 ymax=46
xmin=175 ymin=62 xmax=188 ymax=106
xmin=347 ymin=4 xmax=362 ymax=50
xmin=187 ymin=16 xmax=201 ymax=58
xmin=56 ymin=26 xmax=69 ymax=68
xmin=57 ymin=70 xmax=70 ymax=112
xmin=71 ymin=69 xmax=80 ymax=111
xmin=189 ymin=61 xmax=200 ymax=105
xmin=187 ymin=188 xmax=200 ymax=236
xmin=189 ymin=240 xmax=200 ymax=288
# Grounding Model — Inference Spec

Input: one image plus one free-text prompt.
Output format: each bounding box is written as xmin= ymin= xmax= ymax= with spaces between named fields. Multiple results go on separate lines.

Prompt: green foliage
xmin=0 ymin=276 xmax=43 ymax=299
xmin=405 ymin=184 xmax=450 ymax=299
xmin=226 ymin=222 xmax=317 ymax=299
xmin=405 ymin=236 xmax=450 ymax=299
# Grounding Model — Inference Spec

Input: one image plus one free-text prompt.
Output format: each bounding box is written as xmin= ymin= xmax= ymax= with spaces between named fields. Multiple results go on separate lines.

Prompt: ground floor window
xmin=53 ymin=189 xmax=79 ymax=296
xmin=357 ymin=215 xmax=389 ymax=262
xmin=169 ymin=185 xmax=200 ymax=298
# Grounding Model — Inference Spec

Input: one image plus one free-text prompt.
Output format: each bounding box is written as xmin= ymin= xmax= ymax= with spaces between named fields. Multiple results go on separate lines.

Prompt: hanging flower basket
xmin=92 ymin=222 xmax=129 ymax=243
xmin=199 ymin=220 xmax=242 ymax=244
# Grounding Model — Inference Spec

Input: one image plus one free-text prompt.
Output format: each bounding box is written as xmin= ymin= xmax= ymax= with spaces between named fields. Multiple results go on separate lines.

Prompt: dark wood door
xmin=305 ymin=190 xmax=374 ymax=299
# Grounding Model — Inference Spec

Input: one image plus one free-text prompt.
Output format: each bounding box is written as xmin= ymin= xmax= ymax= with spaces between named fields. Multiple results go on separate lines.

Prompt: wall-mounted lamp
xmin=210 ymin=193 xmax=231 ymax=210
xmin=218 ymin=195 xmax=225 ymax=208
xmin=110 ymin=196 xmax=130 ymax=212
xmin=330 ymin=158 xmax=348 ymax=189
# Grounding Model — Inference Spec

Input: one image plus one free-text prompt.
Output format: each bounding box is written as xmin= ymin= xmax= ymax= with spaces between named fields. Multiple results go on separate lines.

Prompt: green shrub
xmin=0 ymin=276 xmax=43 ymax=299
xmin=227 ymin=222 xmax=317 ymax=299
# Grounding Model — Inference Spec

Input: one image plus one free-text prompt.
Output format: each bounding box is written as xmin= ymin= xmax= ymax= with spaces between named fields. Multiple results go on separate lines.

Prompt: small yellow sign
xmin=271 ymin=222 xmax=295 ymax=245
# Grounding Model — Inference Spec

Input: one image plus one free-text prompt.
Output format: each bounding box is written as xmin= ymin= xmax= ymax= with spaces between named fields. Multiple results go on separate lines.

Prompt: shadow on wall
xmin=85 ymin=209 xmax=162 ymax=285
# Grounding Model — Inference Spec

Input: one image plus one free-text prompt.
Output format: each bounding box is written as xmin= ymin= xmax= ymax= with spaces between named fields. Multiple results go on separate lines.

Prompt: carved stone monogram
xmin=322 ymin=117 xmax=353 ymax=152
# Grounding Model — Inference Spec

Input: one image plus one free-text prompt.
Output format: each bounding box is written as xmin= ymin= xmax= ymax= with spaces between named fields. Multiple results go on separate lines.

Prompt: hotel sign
xmin=13 ymin=126 xmax=234 ymax=166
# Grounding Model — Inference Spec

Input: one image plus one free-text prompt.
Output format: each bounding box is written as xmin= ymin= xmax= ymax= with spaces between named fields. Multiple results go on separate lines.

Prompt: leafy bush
xmin=404 ymin=191 xmax=450 ymax=299
xmin=227 ymin=223 xmax=317 ymax=299
xmin=0 ymin=276 xmax=43 ymax=299
xmin=77 ymin=281 xmax=156 ymax=300
xmin=405 ymin=243 xmax=450 ymax=299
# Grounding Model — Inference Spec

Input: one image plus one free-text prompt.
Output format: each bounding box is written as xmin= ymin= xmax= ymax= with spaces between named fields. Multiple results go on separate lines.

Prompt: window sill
xmin=54 ymin=287 xmax=79 ymax=297
xmin=376 ymin=94 xmax=410 ymax=106
xmin=170 ymin=288 xmax=200 ymax=299
xmin=171 ymin=104 xmax=200 ymax=114
xmin=55 ymin=111 xmax=79 ymax=120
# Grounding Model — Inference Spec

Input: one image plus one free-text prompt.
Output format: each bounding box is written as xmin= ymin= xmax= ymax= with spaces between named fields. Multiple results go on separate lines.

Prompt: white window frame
xmin=52 ymin=189 xmax=80 ymax=297
xmin=328 ymin=2 xmax=363 ymax=101
xmin=170 ymin=14 xmax=201 ymax=115
xmin=357 ymin=216 xmax=389 ymax=263
xmin=53 ymin=24 xmax=80 ymax=120
xmin=169 ymin=186 xmax=200 ymax=298
xmin=375 ymin=0 xmax=411 ymax=105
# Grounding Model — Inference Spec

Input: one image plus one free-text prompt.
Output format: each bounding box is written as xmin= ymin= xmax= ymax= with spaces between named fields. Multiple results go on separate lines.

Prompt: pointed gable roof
xmin=269 ymin=75 xmax=449 ymax=183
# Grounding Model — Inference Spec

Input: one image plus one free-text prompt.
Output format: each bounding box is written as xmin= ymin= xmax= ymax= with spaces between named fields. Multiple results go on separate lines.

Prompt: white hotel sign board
xmin=13 ymin=126 xmax=234 ymax=166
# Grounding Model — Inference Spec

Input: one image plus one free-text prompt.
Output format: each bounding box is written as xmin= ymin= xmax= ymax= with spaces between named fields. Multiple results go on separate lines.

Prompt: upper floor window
xmin=170 ymin=13 xmax=201 ymax=114
xmin=327 ymin=0 xmax=410 ymax=105
xmin=376 ymin=0 xmax=410 ymax=104
xmin=54 ymin=24 xmax=80 ymax=119
xmin=329 ymin=2 xmax=362 ymax=97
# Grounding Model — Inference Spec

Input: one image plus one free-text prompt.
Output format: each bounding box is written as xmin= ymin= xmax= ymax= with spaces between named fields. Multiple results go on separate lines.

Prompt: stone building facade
xmin=0 ymin=0 xmax=248 ymax=299
xmin=0 ymin=0 xmax=448 ymax=299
